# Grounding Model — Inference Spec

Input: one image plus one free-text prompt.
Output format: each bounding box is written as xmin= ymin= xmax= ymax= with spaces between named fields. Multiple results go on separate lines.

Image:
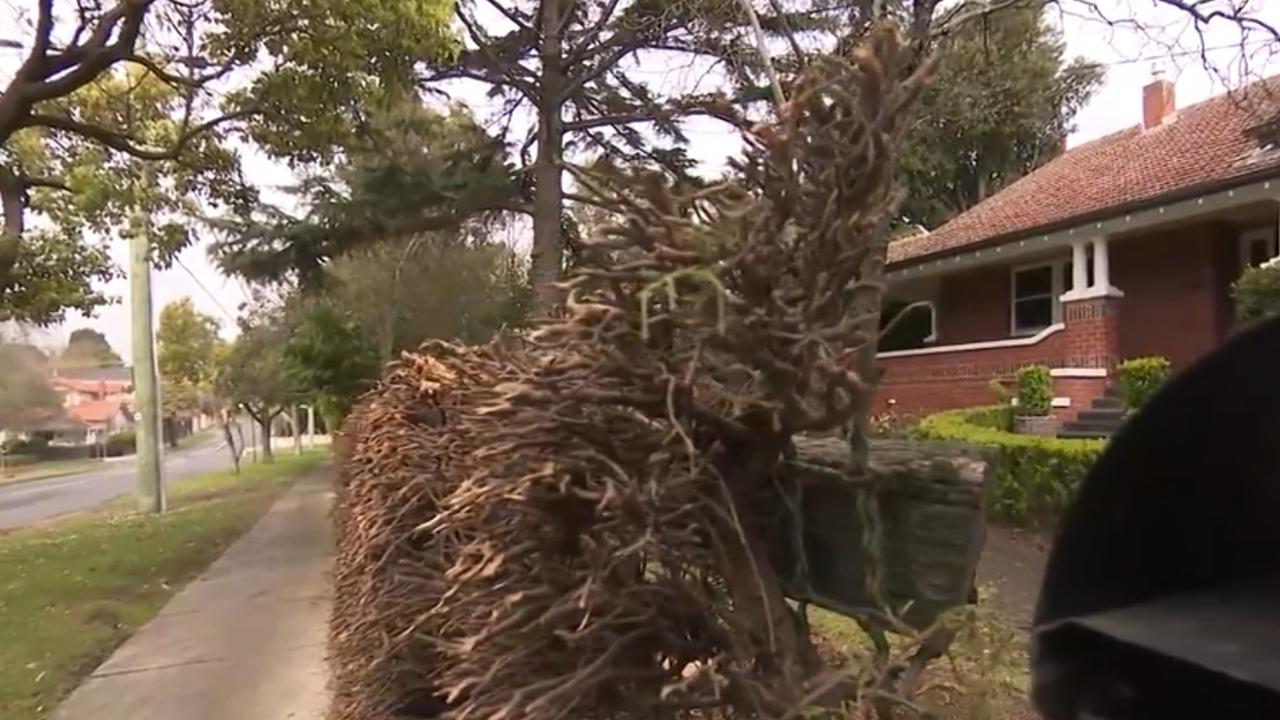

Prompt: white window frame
xmin=1011 ymin=259 xmax=1069 ymax=337
xmin=1239 ymin=226 xmax=1280 ymax=268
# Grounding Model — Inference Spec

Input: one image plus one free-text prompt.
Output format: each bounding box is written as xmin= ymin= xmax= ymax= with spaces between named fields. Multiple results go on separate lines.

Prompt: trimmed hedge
xmin=915 ymin=406 xmax=1105 ymax=526
xmin=1115 ymin=356 xmax=1170 ymax=409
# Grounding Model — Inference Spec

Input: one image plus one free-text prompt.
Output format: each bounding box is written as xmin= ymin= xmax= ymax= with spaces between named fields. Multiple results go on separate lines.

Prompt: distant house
xmin=875 ymin=74 xmax=1280 ymax=433
xmin=65 ymin=399 xmax=134 ymax=444
xmin=51 ymin=369 xmax=132 ymax=409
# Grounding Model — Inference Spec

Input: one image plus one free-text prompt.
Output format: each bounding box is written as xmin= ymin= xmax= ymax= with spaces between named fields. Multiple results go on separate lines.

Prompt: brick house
xmin=66 ymin=399 xmax=135 ymax=444
xmin=875 ymin=75 xmax=1280 ymax=429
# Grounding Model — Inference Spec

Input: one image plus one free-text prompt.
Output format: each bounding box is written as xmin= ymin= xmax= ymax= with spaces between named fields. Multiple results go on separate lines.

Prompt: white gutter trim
xmin=877 ymin=323 xmax=1064 ymax=359
xmin=1050 ymin=367 xmax=1108 ymax=378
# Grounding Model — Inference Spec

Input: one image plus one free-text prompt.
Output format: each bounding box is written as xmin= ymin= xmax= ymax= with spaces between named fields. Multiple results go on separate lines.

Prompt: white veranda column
xmin=1092 ymin=236 xmax=1112 ymax=291
xmin=1071 ymin=241 xmax=1088 ymax=295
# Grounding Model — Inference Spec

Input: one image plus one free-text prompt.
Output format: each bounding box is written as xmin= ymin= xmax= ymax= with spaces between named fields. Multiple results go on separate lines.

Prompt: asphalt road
xmin=0 ymin=436 xmax=237 ymax=530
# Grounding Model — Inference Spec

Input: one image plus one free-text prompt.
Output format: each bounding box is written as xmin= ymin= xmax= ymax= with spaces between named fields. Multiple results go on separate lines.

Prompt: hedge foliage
xmin=915 ymin=406 xmax=1105 ymax=526
xmin=1015 ymin=365 xmax=1052 ymax=416
xmin=105 ymin=430 xmax=137 ymax=457
xmin=1232 ymin=261 xmax=1280 ymax=322
xmin=1115 ymin=356 xmax=1170 ymax=409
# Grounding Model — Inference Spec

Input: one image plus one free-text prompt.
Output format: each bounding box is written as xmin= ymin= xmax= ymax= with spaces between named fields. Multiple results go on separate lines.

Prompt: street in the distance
xmin=0 ymin=435 xmax=235 ymax=530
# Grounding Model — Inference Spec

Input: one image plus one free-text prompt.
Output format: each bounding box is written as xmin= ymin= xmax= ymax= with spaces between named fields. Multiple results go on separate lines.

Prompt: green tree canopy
xmin=324 ymin=234 xmax=530 ymax=360
xmin=58 ymin=328 xmax=122 ymax=368
xmin=157 ymin=298 xmax=223 ymax=416
xmin=210 ymin=103 xmax=520 ymax=285
xmin=897 ymin=4 xmax=1104 ymax=228
xmin=214 ymin=295 xmax=301 ymax=461
xmin=280 ymin=301 xmax=380 ymax=429
xmin=0 ymin=0 xmax=456 ymax=323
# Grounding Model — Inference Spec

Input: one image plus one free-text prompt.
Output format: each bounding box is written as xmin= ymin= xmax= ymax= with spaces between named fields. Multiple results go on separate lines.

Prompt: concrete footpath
xmin=52 ymin=472 xmax=334 ymax=720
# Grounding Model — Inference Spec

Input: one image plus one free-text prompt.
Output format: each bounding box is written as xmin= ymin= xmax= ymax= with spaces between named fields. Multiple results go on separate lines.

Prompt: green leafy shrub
xmin=1232 ymin=262 xmax=1280 ymax=323
xmin=915 ymin=406 xmax=1104 ymax=526
xmin=1015 ymin=365 xmax=1052 ymax=416
xmin=1115 ymin=356 xmax=1170 ymax=410
xmin=2 ymin=436 xmax=48 ymax=456
xmin=105 ymin=430 xmax=137 ymax=457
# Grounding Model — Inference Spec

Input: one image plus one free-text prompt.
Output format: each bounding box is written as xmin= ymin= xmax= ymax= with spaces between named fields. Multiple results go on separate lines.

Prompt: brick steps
xmin=1058 ymin=384 xmax=1128 ymax=439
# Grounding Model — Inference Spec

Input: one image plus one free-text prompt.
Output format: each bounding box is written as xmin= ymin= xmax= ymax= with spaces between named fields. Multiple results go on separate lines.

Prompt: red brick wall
xmin=1051 ymin=377 xmax=1108 ymax=421
xmin=875 ymin=330 xmax=1068 ymax=418
xmin=1112 ymin=222 xmax=1231 ymax=369
xmin=936 ymin=265 xmax=1011 ymax=343
xmin=1061 ymin=297 xmax=1120 ymax=368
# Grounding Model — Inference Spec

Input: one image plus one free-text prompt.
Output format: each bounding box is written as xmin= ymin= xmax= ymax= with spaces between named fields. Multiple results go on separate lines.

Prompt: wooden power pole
xmin=130 ymin=210 xmax=166 ymax=514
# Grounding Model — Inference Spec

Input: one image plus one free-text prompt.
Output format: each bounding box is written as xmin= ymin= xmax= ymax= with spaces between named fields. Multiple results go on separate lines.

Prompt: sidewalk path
xmin=52 ymin=471 xmax=334 ymax=720
xmin=976 ymin=524 xmax=1051 ymax=630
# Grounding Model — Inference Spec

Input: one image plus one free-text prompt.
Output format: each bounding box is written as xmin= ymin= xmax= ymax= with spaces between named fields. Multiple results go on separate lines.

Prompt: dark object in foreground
xmin=1032 ymin=313 xmax=1280 ymax=720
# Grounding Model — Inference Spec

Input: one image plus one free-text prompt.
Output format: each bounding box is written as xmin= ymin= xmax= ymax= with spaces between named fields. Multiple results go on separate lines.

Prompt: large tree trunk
xmin=529 ymin=0 xmax=567 ymax=314
xmin=259 ymin=414 xmax=274 ymax=463
xmin=290 ymin=405 xmax=303 ymax=455
xmin=0 ymin=168 xmax=24 ymax=294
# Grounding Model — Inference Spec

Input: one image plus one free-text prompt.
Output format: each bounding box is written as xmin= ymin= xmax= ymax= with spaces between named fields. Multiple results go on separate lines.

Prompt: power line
xmin=174 ymin=256 xmax=238 ymax=324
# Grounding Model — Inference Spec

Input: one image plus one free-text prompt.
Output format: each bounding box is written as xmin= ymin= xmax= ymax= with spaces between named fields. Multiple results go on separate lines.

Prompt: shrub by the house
xmin=915 ymin=406 xmax=1105 ymax=526
xmin=105 ymin=430 xmax=137 ymax=457
xmin=1232 ymin=261 xmax=1280 ymax=323
xmin=1115 ymin=357 xmax=1170 ymax=410
xmin=1015 ymin=365 xmax=1052 ymax=416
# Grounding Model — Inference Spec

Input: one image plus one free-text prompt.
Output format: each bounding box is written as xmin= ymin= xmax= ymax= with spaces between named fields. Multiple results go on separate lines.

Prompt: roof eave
xmin=890 ymin=163 xmax=1280 ymax=270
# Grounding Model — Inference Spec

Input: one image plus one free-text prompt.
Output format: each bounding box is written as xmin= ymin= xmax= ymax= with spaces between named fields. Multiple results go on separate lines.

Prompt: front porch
xmin=876 ymin=179 xmax=1280 ymax=425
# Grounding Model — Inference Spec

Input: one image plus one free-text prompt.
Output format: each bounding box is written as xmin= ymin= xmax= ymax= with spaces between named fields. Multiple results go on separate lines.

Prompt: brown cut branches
xmin=332 ymin=22 xmax=933 ymax=720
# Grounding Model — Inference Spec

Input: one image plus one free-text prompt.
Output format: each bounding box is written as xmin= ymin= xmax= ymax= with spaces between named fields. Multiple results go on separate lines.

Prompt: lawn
xmin=0 ymin=450 xmax=328 ymax=720
xmin=0 ymin=457 xmax=103 ymax=487
xmin=808 ymin=592 xmax=1034 ymax=720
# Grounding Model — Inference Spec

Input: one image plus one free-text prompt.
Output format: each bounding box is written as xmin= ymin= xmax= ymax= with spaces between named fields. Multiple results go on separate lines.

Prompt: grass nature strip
xmin=0 ymin=450 xmax=327 ymax=720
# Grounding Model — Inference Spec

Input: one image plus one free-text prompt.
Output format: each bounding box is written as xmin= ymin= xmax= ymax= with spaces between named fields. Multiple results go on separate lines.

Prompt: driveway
xmin=0 ymin=436 xmax=237 ymax=530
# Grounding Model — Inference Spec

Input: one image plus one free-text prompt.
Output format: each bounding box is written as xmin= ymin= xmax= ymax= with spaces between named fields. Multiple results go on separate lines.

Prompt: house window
xmin=1240 ymin=226 xmax=1279 ymax=268
xmin=1012 ymin=260 xmax=1067 ymax=336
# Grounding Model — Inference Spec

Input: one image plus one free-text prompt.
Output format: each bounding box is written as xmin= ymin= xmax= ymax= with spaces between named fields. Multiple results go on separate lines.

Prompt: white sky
xmin=10 ymin=0 xmax=1280 ymax=357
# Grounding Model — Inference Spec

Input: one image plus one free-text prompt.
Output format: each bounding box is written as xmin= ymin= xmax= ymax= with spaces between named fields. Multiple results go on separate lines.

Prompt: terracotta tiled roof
xmin=889 ymin=77 xmax=1280 ymax=266
xmin=52 ymin=377 xmax=131 ymax=394
xmin=68 ymin=400 xmax=130 ymax=426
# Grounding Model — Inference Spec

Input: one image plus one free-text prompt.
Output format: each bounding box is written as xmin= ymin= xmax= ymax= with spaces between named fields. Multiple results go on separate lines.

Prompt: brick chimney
xmin=1143 ymin=72 xmax=1176 ymax=129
